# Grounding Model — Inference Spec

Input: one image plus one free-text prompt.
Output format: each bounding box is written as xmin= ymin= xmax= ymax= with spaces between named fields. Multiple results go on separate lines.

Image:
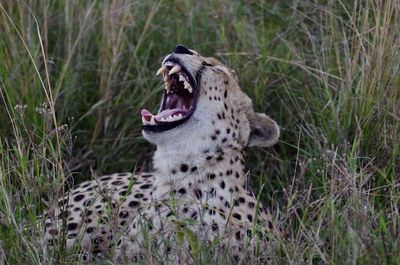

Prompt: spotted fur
xmin=44 ymin=46 xmax=280 ymax=263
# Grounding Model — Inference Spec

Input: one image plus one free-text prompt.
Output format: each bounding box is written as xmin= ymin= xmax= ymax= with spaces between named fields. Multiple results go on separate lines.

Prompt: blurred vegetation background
xmin=0 ymin=0 xmax=399 ymax=264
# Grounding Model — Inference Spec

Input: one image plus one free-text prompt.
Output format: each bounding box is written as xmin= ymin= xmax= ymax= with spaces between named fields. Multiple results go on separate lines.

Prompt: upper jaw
xmin=141 ymin=59 xmax=199 ymax=132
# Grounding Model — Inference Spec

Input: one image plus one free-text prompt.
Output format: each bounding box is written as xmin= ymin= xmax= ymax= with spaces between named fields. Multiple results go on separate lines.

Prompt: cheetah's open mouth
xmin=141 ymin=60 xmax=197 ymax=132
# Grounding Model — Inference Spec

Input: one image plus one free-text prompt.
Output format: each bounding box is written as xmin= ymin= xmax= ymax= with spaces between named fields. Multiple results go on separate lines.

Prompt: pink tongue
xmin=141 ymin=108 xmax=188 ymax=122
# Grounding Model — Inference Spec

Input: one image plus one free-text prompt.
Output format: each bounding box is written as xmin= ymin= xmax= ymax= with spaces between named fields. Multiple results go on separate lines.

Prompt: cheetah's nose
xmin=174 ymin=44 xmax=193 ymax=55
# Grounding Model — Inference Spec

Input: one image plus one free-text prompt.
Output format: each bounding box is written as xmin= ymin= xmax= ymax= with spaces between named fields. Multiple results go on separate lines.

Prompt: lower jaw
xmin=142 ymin=115 xmax=190 ymax=133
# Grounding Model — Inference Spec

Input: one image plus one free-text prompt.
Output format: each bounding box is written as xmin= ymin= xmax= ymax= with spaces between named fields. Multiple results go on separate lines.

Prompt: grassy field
xmin=0 ymin=0 xmax=399 ymax=264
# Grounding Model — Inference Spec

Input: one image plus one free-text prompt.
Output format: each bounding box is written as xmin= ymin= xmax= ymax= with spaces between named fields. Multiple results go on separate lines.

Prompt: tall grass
xmin=0 ymin=0 xmax=399 ymax=264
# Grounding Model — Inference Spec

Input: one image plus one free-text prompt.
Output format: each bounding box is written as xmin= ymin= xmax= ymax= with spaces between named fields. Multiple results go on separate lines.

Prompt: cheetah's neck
xmin=151 ymin=146 xmax=247 ymax=198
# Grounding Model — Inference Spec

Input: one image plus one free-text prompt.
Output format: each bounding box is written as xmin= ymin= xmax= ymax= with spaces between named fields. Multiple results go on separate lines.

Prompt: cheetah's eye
xmin=141 ymin=61 xmax=198 ymax=132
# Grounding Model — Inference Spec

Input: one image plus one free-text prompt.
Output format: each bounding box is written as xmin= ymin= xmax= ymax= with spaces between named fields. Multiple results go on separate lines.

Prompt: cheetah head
xmin=142 ymin=45 xmax=279 ymax=153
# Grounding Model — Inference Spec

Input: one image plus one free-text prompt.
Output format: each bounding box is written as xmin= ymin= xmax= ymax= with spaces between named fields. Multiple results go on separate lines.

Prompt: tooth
xmin=184 ymin=81 xmax=193 ymax=93
xmin=169 ymin=65 xmax=181 ymax=75
xmin=150 ymin=116 xmax=156 ymax=125
xmin=156 ymin=66 xmax=167 ymax=76
xmin=165 ymin=84 xmax=171 ymax=94
xmin=160 ymin=117 xmax=166 ymax=122
xmin=179 ymin=74 xmax=185 ymax=82
xmin=178 ymin=114 xmax=182 ymax=118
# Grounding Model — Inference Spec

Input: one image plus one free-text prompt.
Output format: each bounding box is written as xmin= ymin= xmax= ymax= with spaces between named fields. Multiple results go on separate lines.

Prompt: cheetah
xmin=44 ymin=45 xmax=280 ymax=263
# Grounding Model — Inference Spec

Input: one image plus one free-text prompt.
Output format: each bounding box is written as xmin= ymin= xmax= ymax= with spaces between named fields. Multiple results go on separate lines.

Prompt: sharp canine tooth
xmin=184 ymin=80 xmax=193 ymax=93
xmin=150 ymin=116 xmax=156 ymax=125
xmin=156 ymin=66 xmax=166 ymax=76
xmin=165 ymin=84 xmax=171 ymax=93
xmin=169 ymin=65 xmax=181 ymax=75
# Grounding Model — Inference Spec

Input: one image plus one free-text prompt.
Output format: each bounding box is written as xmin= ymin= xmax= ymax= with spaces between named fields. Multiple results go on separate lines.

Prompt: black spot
xmin=214 ymin=86 xmax=218 ymax=90
xmin=134 ymin=193 xmax=144 ymax=199
xmin=141 ymin=174 xmax=153 ymax=178
xmin=268 ymin=221 xmax=273 ymax=229
xmin=215 ymin=130 xmax=220 ymax=135
xmin=211 ymin=135 xmax=217 ymax=141
xmin=247 ymin=215 xmax=253 ymax=222
xmin=211 ymin=222 xmax=219 ymax=231
xmin=119 ymin=190 xmax=128 ymax=196
xmin=248 ymin=202 xmax=255 ymax=208
xmin=235 ymin=172 xmax=240 ymax=178
xmin=140 ymin=184 xmax=151 ymax=189
xmin=209 ymin=188 xmax=216 ymax=197
xmin=238 ymin=197 xmax=245 ymax=203
xmin=81 ymin=183 xmax=91 ymax=189
xmin=91 ymin=237 xmax=103 ymax=246
xmin=84 ymin=218 xmax=92 ymax=224
xmin=206 ymin=156 xmax=213 ymax=160
xmin=100 ymin=176 xmax=111 ymax=181
xmin=73 ymin=194 xmax=85 ymax=202
xmin=224 ymin=201 xmax=231 ymax=208
xmin=58 ymin=211 xmax=69 ymax=219
xmin=119 ymin=211 xmax=129 ymax=219
xmin=190 ymin=167 xmax=198 ymax=173
xmin=209 ymin=209 xmax=216 ymax=215
xmin=234 ymin=199 xmax=239 ymax=206
xmin=67 ymin=223 xmax=78 ymax=231
xmin=191 ymin=211 xmax=198 ymax=219
xmin=180 ymin=164 xmax=189 ymax=172
xmin=221 ymin=138 xmax=227 ymax=143
xmin=233 ymin=213 xmax=241 ymax=220
xmin=129 ymin=201 xmax=139 ymax=208
xmin=247 ymin=229 xmax=252 ymax=237
xmin=111 ymin=180 xmax=124 ymax=185
xmin=220 ymin=181 xmax=225 ymax=189
xmin=207 ymin=173 xmax=216 ymax=180
xmin=235 ymin=231 xmax=241 ymax=240
xmin=194 ymin=189 xmax=203 ymax=199
xmin=48 ymin=229 xmax=58 ymax=236
xmin=67 ymin=233 xmax=77 ymax=238
xmin=178 ymin=188 xmax=186 ymax=194
xmin=183 ymin=207 xmax=189 ymax=213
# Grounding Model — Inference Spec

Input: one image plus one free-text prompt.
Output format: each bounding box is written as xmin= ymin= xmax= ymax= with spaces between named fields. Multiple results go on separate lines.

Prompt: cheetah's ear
xmin=247 ymin=112 xmax=280 ymax=148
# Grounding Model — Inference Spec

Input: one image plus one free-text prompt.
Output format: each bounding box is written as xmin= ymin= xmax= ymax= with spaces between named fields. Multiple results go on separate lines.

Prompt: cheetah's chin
xmin=141 ymin=60 xmax=197 ymax=132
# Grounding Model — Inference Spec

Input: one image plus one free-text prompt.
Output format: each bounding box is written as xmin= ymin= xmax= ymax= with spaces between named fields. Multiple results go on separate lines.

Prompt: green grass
xmin=0 ymin=0 xmax=399 ymax=264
